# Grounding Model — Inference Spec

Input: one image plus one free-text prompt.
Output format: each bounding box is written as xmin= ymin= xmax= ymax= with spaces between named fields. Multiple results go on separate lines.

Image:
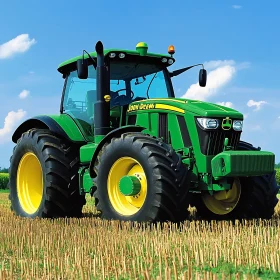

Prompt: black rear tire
xmin=8 ymin=128 xmax=86 ymax=218
xmin=92 ymin=133 xmax=190 ymax=223
xmin=189 ymin=141 xmax=279 ymax=221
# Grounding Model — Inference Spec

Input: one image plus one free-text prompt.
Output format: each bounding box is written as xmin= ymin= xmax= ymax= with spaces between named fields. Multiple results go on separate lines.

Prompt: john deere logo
xmin=222 ymin=118 xmax=232 ymax=130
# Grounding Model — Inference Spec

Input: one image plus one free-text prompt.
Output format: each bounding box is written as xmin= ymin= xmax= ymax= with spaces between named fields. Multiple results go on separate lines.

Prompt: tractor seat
xmin=86 ymin=90 xmax=97 ymax=120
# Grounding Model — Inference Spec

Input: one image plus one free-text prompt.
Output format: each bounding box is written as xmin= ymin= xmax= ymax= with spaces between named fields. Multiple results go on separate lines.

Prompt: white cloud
xmin=19 ymin=89 xmax=30 ymax=99
xmin=216 ymin=101 xmax=234 ymax=108
xmin=204 ymin=60 xmax=250 ymax=71
xmin=232 ymin=5 xmax=242 ymax=9
xmin=244 ymin=113 xmax=249 ymax=119
xmin=0 ymin=34 xmax=36 ymax=59
xmin=0 ymin=110 xmax=27 ymax=143
xmin=247 ymin=99 xmax=268 ymax=111
xmin=182 ymin=64 xmax=236 ymax=101
xmin=204 ymin=60 xmax=235 ymax=69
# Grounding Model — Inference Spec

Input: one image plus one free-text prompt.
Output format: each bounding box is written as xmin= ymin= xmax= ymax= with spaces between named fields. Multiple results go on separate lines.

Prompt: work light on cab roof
xmin=168 ymin=45 xmax=175 ymax=56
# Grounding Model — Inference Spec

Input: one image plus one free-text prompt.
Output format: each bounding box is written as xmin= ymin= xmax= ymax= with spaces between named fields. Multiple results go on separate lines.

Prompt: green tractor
xmin=8 ymin=41 xmax=279 ymax=222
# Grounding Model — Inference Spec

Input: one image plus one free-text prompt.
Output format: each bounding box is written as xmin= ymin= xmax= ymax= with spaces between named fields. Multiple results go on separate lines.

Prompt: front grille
xmin=196 ymin=123 xmax=241 ymax=155
xmin=206 ymin=130 xmax=241 ymax=155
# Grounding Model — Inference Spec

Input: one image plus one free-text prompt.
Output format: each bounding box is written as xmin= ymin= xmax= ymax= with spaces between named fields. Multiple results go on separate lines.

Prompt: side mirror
xmin=77 ymin=59 xmax=88 ymax=79
xmin=199 ymin=69 xmax=207 ymax=87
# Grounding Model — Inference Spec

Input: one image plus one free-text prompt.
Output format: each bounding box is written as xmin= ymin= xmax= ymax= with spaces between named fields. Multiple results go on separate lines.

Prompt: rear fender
xmin=12 ymin=115 xmax=86 ymax=144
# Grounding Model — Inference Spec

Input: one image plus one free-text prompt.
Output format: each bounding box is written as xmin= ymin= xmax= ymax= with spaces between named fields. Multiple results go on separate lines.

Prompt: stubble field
xmin=0 ymin=190 xmax=280 ymax=280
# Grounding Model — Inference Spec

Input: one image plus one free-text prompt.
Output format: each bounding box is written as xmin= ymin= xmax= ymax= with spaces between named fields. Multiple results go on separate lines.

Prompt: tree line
xmin=0 ymin=168 xmax=8 ymax=173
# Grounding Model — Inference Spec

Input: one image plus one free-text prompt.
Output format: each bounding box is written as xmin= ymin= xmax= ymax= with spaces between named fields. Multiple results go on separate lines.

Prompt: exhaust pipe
xmin=94 ymin=41 xmax=111 ymax=138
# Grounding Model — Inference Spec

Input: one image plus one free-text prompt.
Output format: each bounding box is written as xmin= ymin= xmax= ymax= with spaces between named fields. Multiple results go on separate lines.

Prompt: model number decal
xmin=127 ymin=103 xmax=185 ymax=114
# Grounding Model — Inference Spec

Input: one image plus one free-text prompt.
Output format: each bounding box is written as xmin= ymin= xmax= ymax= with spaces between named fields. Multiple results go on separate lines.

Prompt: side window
xmin=63 ymin=68 xmax=97 ymax=121
xmin=63 ymin=67 xmax=97 ymax=138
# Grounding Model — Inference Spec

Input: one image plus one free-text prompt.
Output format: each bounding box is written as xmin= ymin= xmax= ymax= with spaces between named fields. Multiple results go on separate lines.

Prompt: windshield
xmin=110 ymin=69 xmax=170 ymax=106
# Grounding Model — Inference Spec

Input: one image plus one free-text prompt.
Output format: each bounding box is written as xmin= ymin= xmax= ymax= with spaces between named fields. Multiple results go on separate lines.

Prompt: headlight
xmin=197 ymin=118 xmax=219 ymax=129
xmin=233 ymin=120 xmax=243 ymax=131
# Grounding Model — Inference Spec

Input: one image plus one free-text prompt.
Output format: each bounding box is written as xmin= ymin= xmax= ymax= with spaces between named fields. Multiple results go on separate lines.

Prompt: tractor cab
xmin=58 ymin=42 xmax=206 ymax=142
xmin=59 ymin=43 xmax=177 ymax=141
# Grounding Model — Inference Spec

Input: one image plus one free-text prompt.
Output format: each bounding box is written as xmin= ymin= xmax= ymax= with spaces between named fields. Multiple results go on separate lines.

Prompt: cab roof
xmin=57 ymin=43 xmax=175 ymax=75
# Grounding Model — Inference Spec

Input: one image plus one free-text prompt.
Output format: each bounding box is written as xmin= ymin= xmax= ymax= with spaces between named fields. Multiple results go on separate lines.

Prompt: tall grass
xmin=0 ymin=193 xmax=279 ymax=279
xmin=276 ymin=168 xmax=280 ymax=187
xmin=0 ymin=173 xmax=8 ymax=189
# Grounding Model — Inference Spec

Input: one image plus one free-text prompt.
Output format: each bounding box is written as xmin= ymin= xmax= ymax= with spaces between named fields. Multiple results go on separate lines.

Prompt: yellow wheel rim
xmin=107 ymin=157 xmax=147 ymax=216
xmin=202 ymin=178 xmax=241 ymax=215
xmin=17 ymin=152 xmax=44 ymax=214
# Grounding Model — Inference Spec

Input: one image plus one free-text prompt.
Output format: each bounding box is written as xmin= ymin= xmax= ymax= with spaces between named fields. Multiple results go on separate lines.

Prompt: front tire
xmin=8 ymin=129 xmax=86 ymax=218
xmin=92 ymin=133 xmax=190 ymax=223
xmin=189 ymin=141 xmax=279 ymax=221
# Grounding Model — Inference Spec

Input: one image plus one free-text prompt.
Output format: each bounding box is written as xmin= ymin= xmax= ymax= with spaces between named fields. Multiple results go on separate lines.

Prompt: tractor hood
xmin=127 ymin=98 xmax=243 ymax=119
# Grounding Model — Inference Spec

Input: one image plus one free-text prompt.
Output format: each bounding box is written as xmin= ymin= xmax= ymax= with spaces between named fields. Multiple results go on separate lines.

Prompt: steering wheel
xmin=111 ymin=95 xmax=132 ymax=106
xmin=115 ymin=88 xmax=134 ymax=98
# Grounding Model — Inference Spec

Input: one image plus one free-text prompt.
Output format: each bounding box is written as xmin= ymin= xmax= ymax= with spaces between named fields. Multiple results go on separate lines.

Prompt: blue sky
xmin=0 ymin=0 xmax=280 ymax=168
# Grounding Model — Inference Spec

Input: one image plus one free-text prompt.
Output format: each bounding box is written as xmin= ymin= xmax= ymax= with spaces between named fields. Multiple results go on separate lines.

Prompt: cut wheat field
xmin=0 ymin=192 xmax=280 ymax=280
